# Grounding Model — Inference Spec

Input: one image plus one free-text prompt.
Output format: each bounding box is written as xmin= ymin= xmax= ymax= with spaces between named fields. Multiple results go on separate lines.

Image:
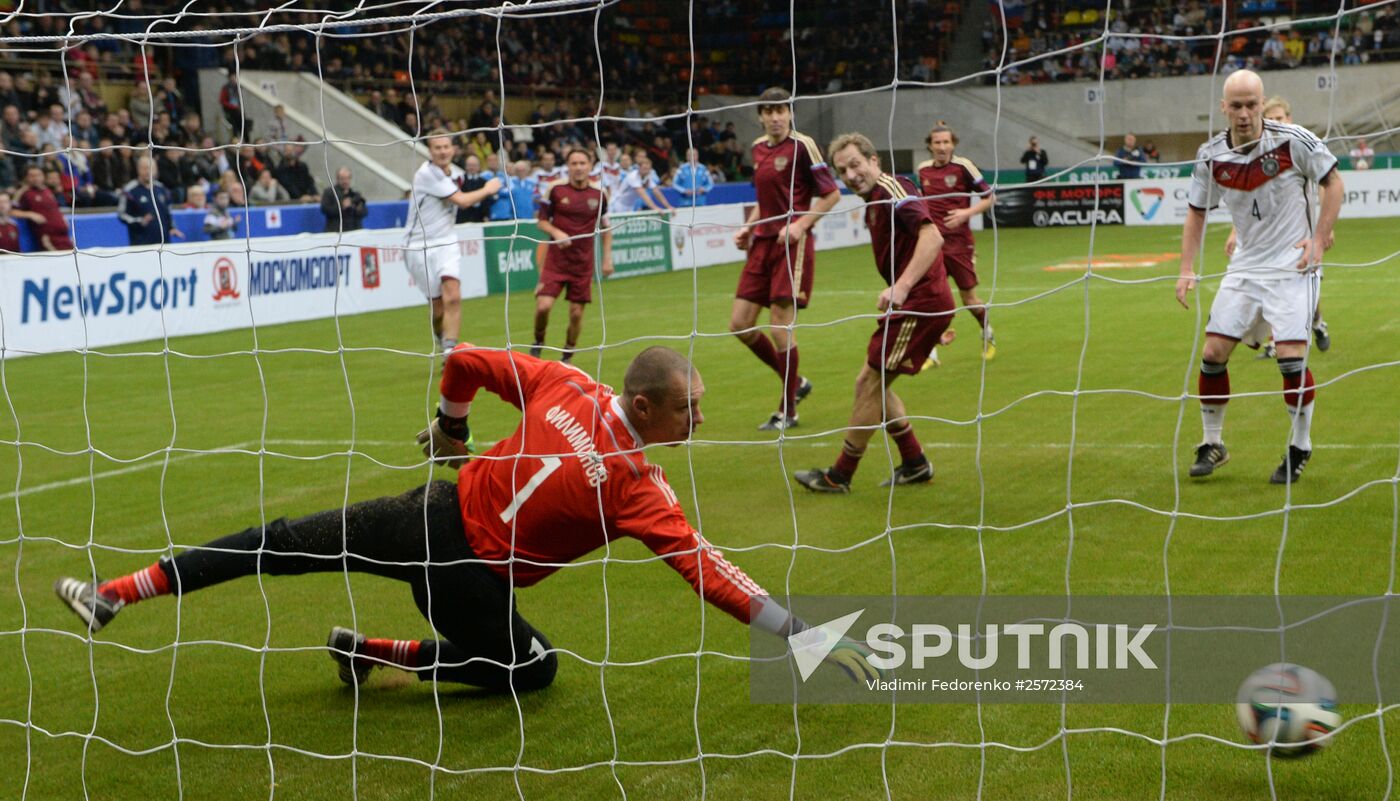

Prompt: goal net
xmin=2 ymin=0 xmax=1398 ymax=798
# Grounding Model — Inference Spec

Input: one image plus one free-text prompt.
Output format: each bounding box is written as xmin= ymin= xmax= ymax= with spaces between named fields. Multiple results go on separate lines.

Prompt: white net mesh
xmin=2 ymin=0 xmax=1399 ymax=798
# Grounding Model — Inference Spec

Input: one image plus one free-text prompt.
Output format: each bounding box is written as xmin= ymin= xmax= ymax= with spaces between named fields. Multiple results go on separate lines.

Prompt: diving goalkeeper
xmin=55 ymin=346 xmax=879 ymax=691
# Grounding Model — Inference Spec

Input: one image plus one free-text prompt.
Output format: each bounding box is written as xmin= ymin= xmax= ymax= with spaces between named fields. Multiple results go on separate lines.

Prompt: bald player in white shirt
xmin=1176 ymin=70 xmax=1343 ymax=485
xmin=405 ymin=129 xmax=502 ymax=357
xmin=1226 ymin=96 xmax=1332 ymax=359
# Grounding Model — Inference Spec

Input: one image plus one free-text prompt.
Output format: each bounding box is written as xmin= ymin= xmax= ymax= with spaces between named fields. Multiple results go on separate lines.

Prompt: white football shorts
xmin=1206 ymin=271 xmax=1320 ymax=347
xmin=404 ymin=241 xmax=462 ymax=300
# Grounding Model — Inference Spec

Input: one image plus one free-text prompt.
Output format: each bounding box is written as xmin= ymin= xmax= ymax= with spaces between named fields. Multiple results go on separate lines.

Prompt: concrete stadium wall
xmin=701 ymin=63 xmax=1400 ymax=175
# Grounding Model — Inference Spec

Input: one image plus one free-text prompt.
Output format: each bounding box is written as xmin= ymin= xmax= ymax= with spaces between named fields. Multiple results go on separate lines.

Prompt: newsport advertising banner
xmin=3 ymin=197 xmax=882 ymax=358
xmin=0 ymin=229 xmax=464 ymax=358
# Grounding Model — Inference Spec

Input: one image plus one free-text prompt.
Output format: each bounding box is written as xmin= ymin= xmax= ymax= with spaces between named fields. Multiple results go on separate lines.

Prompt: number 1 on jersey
xmin=499 ymin=456 xmax=563 ymax=523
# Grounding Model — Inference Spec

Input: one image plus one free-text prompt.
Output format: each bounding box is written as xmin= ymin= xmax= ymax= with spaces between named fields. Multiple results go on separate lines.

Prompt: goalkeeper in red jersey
xmin=55 ymin=346 xmax=881 ymax=691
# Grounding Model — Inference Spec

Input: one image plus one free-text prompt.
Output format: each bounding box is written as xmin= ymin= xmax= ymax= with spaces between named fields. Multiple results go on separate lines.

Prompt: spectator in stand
xmin=91 ymin=138 xmax=132 ymax=194
xmin=71 ymin=110 xmax=100 ymax=149
xmin=623 ymin=95 xmax=644 ymax=133
xmin=156 ymin=148 xmax=188 ymax=203
xmin=149 ymin=113 xmax=176 ymax=148
xmin=157 ymin=77 xmax=183 ymax=122
xmin=128 ymin=81 xmax=153 ymax=131
xmin=531 ymin=150 xmax=565 ymax=187
xmin=366 ymin=90 xmax=399 ymax=127
xmin=183 ymin=185 xmax=207 ymax=210
xmin=2 ymin=104 xmax=25 ymax=151
xmin=493 ymin=159 xmax=538 ymax=220
xmin=236 ymin=142 xmax=266 ymax=184
xmin=0 ymin=73 xmax=22 ymax=115
xmin=1349 ymin=137 xmax=1375 ymax=170
xmin=1142 ymin=140 xmax=1162 ymax=163
xmin=469 ymin=93 xmax=497 ymax=130
xmin=33 ymin=104 xmax=67 ymax=151
xmin=227 ymin=180 xmax=249 ymax=209
xmin=465 ymin=132 xmax=493 ymax=166
xmin=273 ymin=144 xmax=318 ymax=201
xmin=321 ymin=167 xmax=368 ymax=232
xmin=615 ymin=154 xmax=673 ymax=214
xmin=119 ymin=155 xmax=182 ymax=246
xmin=671 ymin=147 xmax=713 ymax=207
xmin=186 ymin=138 xmax=223 ymax=191
xmin=103 ymin=111 xmax=131 ymax=145
xmin=203 ymin=189 xmax=241 ymax=240
xmin=250 ymin=168 xmax=291 ymax=204
xmin=56 ymin=136 xmax=112 ymax=207
xmin=14 ymin=165 xmax=74 ymax=251
xmin=1261 ymin=33 xmax=1285 ymax=68
xmin=266 ymin=104 xmax=289 ymax=143
xmin=219 ymin=73 xmax=249 ymax=137
xmin=0 ymin=194 xmax=21 ymax=253
xmin=454 ymin=155 xmax=493 ymax=223
xmin=43 ymin=168 xmax=71 ymax=209
xmin=1020 ymin=136 xmax=1048 ymax=181
xmin=1116 ymin=133 xmax=1147 ymax=179
xmin=388 ymin=89 xmax=414 ymax=128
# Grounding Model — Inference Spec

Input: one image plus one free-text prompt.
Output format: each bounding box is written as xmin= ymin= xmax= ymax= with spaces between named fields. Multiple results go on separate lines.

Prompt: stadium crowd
xmin=1 ymin=0 xmax=1396 ymax=252
xmin=982 ymin=0 xmax=1400 ymax=84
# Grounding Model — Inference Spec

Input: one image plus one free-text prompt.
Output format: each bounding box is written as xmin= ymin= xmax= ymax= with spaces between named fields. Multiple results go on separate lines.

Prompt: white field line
xmin=3 ymin=439 xmax=1393 ymax=501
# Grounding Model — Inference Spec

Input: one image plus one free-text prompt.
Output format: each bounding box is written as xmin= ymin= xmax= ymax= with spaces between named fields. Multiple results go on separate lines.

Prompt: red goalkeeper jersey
xmin=441 ymin=348 xmax=768 ymax=625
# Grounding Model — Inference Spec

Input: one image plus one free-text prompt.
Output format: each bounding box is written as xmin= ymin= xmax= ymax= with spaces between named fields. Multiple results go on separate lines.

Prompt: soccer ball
xmin=1235 ymin=663 xmax=1342 ymax=758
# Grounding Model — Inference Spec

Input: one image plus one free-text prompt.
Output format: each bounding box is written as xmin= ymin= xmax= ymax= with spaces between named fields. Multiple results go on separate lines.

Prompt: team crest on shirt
xmin=1260 ymin=157 xmax=1280 ymax=177
xmin=944 ymin=174 xmax=958 ymax=188
xmin=561 ymin=196 xmax=571 ymax=205
xmin=587 ymin=197 xmax=599 ymax=210
xmin=773 ymin=156 xmax=789 ymax=171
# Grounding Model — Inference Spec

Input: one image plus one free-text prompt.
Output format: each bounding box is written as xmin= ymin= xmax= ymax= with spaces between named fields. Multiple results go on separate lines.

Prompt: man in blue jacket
xmin=671 ymin=147 xmax=713 ymax=207
xmin=119 ymin=155 xmax=182 ymax=246
xmin=489 ymin=159 xmax=538 ymax=221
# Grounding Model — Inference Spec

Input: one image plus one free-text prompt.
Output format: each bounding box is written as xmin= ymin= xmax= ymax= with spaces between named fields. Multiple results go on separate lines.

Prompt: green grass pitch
xmin=1 ymin=218 xmax=1397 ymax=800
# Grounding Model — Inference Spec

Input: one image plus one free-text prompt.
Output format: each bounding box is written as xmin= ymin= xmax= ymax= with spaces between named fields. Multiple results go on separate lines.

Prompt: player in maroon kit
xmin=794 ymin=133 xmax=954 ymax=494
xmin=731 ymin=87 xmax=842 ymax=431
xmin=917 ymin=122 xmax=997 ymax=365
xmin=55 ymin=346 xmax=883 ymax=691
xmin=532 ymin=148 xmax=614 ymax=364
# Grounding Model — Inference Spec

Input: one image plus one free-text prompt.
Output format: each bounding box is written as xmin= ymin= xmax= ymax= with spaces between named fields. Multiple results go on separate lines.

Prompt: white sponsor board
xmin=2 ymin=198 xmax=884 ymax=358
xmin=0 ymin=227 xmax=488 ymax=358
xmin=668 ymin=195 xmax=873 ymax=271
xmin=1122 ymin=168 xmax=1400 ymax=226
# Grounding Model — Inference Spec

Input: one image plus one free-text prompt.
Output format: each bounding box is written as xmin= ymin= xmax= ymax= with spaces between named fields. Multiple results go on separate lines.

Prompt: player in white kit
xmin=1175 ymin=70 xmax=1343 ymax=484
xmin=405 ymin=130 xmax=502 ymax=356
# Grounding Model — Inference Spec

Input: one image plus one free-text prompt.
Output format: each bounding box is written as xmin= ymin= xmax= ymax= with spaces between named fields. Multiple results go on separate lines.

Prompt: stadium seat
xmin=1081 ymin=9 xmax=1099 ymax=24
xmin=1063 ymin=10 xmax=1082 ymax=25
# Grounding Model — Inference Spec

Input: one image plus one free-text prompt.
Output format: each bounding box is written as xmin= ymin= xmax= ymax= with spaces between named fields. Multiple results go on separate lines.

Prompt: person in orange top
xmin=56 ymin=346 xmax=883 ymax=691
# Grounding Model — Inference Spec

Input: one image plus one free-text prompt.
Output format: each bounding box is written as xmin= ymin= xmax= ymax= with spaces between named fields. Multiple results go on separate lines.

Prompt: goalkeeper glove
xmin=822 ymin=637 xmax=887 ymax=684
xmin=790 ymin=622 xmax=888 ymax=684
xmin=416 ymin=409 xmax=474 ymax=470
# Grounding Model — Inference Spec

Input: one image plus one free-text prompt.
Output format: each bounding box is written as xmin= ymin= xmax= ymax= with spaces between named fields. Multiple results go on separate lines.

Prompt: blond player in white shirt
xmin=1176 ymin=70 xmax=1343 ymax=485
xmin=405 ymin=130 xmax=501 ymax=355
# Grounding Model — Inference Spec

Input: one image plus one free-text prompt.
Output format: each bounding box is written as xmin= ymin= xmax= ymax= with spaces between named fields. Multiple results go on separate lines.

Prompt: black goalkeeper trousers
xmin=157 ymin=480 xmax=557 ymax=692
